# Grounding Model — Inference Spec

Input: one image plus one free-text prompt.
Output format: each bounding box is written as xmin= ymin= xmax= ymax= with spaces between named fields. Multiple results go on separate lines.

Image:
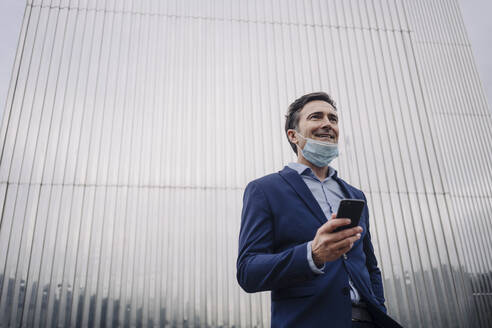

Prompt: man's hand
xmin=311 ymin=213 xmax=363 ymax=267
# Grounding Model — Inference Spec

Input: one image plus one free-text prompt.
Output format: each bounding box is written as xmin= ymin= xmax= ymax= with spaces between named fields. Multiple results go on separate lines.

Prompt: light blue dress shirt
xmin=287 ymin=162 xmax=361 ymax=304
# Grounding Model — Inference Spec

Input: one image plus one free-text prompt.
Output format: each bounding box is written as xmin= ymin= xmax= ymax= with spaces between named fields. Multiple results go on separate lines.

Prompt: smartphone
xmin=333 ymin=199 xmax=365 ymax=232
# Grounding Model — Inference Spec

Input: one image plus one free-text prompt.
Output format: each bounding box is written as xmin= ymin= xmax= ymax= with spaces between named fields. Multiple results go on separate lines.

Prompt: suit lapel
xmin=278 ymin=166 xmax=327 ymax=226
xmin=333 ymin=175 xmax=360 ymax=200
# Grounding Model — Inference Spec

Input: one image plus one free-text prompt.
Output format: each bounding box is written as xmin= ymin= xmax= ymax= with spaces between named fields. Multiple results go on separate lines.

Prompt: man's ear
xmin=287 ymin=129 xmax=298 ymax=145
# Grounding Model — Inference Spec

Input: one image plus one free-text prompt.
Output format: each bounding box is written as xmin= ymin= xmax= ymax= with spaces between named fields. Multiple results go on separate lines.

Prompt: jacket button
xmin=342 ymin=287 xmax=350 ymax=296
xmin=343 ymin=254 xmax=348 ymax=260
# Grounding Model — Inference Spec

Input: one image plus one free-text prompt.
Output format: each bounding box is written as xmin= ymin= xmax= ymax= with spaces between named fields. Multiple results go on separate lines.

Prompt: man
xmin=237 ymin=92 xmax=401 ymax=327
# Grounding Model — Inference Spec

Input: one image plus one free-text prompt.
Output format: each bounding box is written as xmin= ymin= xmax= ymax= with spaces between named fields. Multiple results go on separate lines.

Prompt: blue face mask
xmin=297 ymin=133 xmax=339 ymax=167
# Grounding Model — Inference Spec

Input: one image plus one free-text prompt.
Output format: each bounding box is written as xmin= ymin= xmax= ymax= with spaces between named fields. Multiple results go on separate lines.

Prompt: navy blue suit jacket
xmin=237 ymin=166 xmax=389 ymax=327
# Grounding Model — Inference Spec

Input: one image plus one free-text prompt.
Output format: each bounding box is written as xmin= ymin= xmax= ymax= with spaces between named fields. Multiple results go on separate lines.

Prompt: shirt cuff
xmin=307 ymin=241 xmax=325 ymax=274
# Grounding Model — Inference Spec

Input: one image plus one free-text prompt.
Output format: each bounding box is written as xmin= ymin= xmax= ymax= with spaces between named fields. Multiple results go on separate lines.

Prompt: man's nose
xmin=320 ymin=116 xmax=333 ymax=128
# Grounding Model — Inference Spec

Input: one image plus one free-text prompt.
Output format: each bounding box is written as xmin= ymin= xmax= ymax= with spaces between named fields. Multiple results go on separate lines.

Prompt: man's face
xmin=287 ymin=100 xmax=339 ymax=151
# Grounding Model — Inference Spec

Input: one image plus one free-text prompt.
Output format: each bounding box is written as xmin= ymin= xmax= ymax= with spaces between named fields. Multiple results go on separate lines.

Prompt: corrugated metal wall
xmin=405 ymin=1 xmax=492 ymax=325
xmin=0 ymin=0 xmax=490 ymax=327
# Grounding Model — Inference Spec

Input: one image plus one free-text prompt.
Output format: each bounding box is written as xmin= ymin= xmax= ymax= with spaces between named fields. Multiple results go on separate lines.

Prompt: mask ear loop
xmin=294 ymin=132 xmax=306 ymax=151
xmin=295 ymin=132 xmax=307 ymax=143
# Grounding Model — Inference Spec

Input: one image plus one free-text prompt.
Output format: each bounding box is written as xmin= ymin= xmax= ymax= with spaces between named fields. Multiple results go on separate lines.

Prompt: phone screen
xmin=333 ymin=199 xmax=365 ymax=232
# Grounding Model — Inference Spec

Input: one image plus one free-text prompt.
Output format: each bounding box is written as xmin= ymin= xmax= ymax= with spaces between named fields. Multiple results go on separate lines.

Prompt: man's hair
xmin=284 ymin=92 xmax=337 ymax=154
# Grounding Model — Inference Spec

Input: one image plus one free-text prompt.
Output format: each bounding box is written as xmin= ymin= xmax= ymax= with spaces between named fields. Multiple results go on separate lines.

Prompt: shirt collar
xmin=287 ymin=162 xmax=337 ymax=181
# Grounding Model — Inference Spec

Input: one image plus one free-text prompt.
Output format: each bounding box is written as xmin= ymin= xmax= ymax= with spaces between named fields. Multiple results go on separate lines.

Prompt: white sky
xmin=1 ymin=0 xmax=491 ymax=123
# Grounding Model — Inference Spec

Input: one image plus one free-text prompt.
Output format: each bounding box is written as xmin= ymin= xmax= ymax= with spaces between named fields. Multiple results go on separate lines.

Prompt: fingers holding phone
xmin=311 ymin=199 xmax=365 ymax=266
xmin=311 ymin=215 xmax=362 ymax=265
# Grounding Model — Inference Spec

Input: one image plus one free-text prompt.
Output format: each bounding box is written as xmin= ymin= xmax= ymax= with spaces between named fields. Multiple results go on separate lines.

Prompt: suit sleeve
xmin=362 ymin=193 xmax=387 ymax=312
xmin=236 ymin=181 xmax=316 ymax=293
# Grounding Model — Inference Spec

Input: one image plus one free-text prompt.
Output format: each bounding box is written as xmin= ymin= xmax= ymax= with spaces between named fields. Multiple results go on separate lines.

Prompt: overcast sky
xmin=1 ymin=0 xmax=491 ymax=123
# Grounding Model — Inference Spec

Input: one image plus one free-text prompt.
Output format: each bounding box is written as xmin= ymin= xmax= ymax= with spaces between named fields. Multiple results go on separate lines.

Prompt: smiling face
xmin=287 ymin=100 xmax=339 ymax=153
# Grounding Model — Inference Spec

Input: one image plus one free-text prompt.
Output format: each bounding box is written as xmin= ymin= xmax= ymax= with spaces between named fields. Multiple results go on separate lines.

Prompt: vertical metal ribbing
xmin=148 ymin=0 xmax=163 ymax=314
xmin=345 ymin=1 xmax=428 ymax=326
xmin=360 ymin=3 xmax=402 ymax=322
xmin=365 ymin=1 xmax=413 ymax=324
xmin=0 ymin=0 xmax=54 ymax=326
xmin=311 ymin=0 xmax=323 ymax=93
xmin=445 ymin=0 xmax=492 ymax=231
xmin=405 ymin=1 xmax=475 ymax=323
xmin=226 ymin=2 xmax=237 ymax=325
xmin=406 ymin=0 xmax=470 ymax=320
xmin=220 ymin=1 xmax=230 ymax=325
xmin=135 ymin=0 xmax=152 ymax=324
xmin=257 ymin=0 xmax=273 ymax=302
xmin=187 ymin=7 xmax=197 ymax=325
xmin=50 ymin=4 xmax=88 ymax=327
xmin=0 ymin=3 xmax=38 ymax=184
xmin=436 ymin=0 xmax=491 ymax=300
xmin=443 ymin=0 xmax=492 ymax=322
xmin=24 ymin=4 xmax=65 ymax=325
xmin=93 ymin=1 xmax=126 ymax=325
xmin=436 ymin=0 xmax=492 ymax=253
xmin=158 ymin=1 xmax=172 ymax=321
xmin=378 ymin=7 xmax=412 ymax=322
xmin=258 ymin=0 xmax=276 ymax=174
xmin=133 ymin=0 xmax=154 ymax=323
xmin=50 ymin=1 xmax=91 ymax=326
xmin=394 ymin=1 xmax=472 ymax=326
xmin=186 ymin=3 xmax=196 ymax=325
xmin=372 ymin=9 xmax=423 ymax=323
xmin=402 ymin=0 xmax=468 ymax=316
xmin=119 ymin=0 xmax=142 ymax=325
xmin=0 ymin=4 xmax=31 ymax=158
xmin=90 ymin=0 xmax=121 ymax=325
xmin=152 ymin=0 xmax=165 ymax=323
xmin=33 ymin=3 xmax=79 ymax=327
xmin=384 ymin=1 xmax=458 ymax=326
xmin=0 ymin=9 xmax=38 ymax=321
xmin=74 ymin=1 xmax=110 ymax=326
xmin=322 ymin=1 xmax=349 ymax=175
xmin=298 ymin=0 xmax=314 ymax=92
xmin=102 ymin=2 xmax=133 ymax=326
xmin=344 ymin=1 xmax=386 ymax=296
xmin=242 ymin=1 xmax=256 ymax=323
xmin=437 ymin=0 xmax=492 ymax=312
xmin=193 ymin=4 xmax=201 ymax=325
xmin=340 ymin=0 xmax=391 ymax=318
xmin=383 ymin=1 xmax=427 ymax=324
xmin=332 ymin=0 xmax=355 ymax=185
xmin=76 ymin=1 xmax=109 ymax=325
xmin=405 ymin=0 xmax=492 ymax=326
